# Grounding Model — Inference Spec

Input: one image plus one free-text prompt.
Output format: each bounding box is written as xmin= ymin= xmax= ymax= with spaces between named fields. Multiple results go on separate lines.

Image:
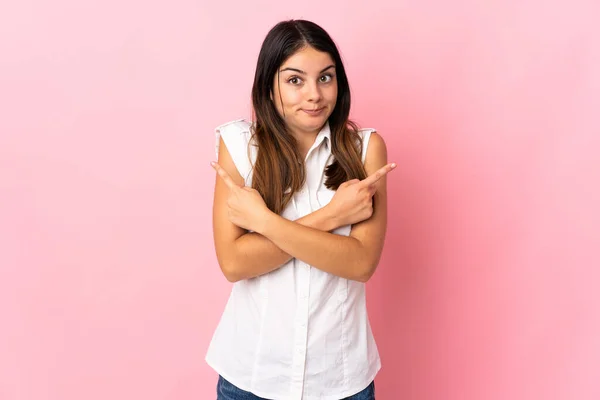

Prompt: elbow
xmin=216 ymin=244 xmax=244 ymax=282
xmin=355 ymin=258 xmax=379 ymax=283
xmin=356 ymin=269 xmax=374 ymax=283
xmin=356 ymin=264 xmax=377 ymax=283
xmin=223 ymin=270 xmax=242 ymax=283
xmin=219 ymin=260 xmax=243 ymax=283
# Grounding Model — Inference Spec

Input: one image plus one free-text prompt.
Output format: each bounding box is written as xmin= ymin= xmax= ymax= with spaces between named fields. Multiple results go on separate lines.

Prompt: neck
xmin=291 ymin=131 xmax=318 ymax=160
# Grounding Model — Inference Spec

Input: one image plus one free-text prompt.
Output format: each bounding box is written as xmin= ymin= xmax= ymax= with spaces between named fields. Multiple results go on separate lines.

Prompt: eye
xmin=320 ymin=74 xmax=333 ymax=83
xmin=288 ymin=76 xmax=303 ymax=85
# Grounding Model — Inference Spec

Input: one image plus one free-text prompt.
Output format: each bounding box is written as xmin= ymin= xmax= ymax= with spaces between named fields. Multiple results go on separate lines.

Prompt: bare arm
xmin=227 ymin=209 xmax=339 ymax=281
xmin=213 ymin=136 xmax=346 ymax=282
xmin=254 ymin=133 xmax=391 ymax=282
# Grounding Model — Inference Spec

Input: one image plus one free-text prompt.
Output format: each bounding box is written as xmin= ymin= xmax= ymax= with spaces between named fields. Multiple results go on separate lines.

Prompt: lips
xmin=303 ymin=107 xmax=325 ymax=116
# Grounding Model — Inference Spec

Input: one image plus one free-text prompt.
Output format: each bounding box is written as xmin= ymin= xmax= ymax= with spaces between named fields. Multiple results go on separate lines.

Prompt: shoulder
xmin=355 ymin=127 xmax=386 ymax=165
xmin=363 ymin=131 xmax=388 ymax=169
xmin=214 ymin=118 xmax=255 ymax=183
xmin=357 ymin=127 xmax=377 ymax=139
xmin=215 ymin=118 xmax=252 ymax=135
xmin=365 ymin=131 xmax=387 ymax=155
xmin=214 ymin=118 xmax=253 ymax=157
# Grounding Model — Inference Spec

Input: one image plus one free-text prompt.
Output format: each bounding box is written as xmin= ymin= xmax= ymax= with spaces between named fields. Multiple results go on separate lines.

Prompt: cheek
xmin=328 ymin=84 xmax=338 ymax=102
xmin=280 ymin=88 xmax=302 ymax=109
xmin=273 ymin=88 xmax=300 ymax=116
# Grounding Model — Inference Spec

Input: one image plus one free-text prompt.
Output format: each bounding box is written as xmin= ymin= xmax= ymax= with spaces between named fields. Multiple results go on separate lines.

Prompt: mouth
xmin=302 ymin=107 xmax=325 ymax=116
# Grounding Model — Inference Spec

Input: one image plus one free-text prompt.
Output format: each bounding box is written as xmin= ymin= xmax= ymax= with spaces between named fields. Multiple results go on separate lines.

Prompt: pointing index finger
xmin=359 ymin=162 xmax=396 ymax=187
xmin=211 ymin=161 xmax=242 ymax=191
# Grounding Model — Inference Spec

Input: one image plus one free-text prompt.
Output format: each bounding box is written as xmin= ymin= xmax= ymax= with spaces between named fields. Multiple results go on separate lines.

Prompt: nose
xmin=306 ymin=80 xmax=322 ymax=103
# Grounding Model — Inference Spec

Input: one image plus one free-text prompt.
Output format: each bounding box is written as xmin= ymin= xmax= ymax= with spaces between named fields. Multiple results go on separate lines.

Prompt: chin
xmin=302 ymin=121 xmax=326 ymax=132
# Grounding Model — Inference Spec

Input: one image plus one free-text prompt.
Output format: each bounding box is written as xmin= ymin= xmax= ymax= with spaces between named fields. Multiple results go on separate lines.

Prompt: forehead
xmin=280 ymin=46 xmax=335 ymax=73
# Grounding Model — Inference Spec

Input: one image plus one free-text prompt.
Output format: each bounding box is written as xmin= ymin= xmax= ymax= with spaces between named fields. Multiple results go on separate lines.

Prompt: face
xmin=272 ymin=46 xmax=338 ymax=138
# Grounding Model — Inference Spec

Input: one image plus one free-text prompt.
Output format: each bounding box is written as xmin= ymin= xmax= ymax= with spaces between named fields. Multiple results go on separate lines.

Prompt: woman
xmin=206 ymin=19 xmax=395 ymax=400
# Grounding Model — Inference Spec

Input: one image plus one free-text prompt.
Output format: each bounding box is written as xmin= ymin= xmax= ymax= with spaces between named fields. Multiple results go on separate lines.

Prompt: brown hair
xmin=251 ymin=19 xmax=367 ymax=215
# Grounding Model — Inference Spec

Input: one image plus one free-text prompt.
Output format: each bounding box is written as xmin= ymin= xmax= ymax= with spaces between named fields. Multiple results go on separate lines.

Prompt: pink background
xmin=1 ymin=1 xmax=599 ymax=399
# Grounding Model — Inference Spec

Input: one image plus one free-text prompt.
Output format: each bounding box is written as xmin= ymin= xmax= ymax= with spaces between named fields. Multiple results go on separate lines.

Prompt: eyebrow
xmin=279 ymin=65 xmax=336 ymax=74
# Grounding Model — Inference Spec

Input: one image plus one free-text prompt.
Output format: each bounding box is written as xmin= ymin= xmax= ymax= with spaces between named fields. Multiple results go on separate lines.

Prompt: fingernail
xmin=391 ymin=163 xmax=397 ymax=168
xmin=210 ymin=161 xmax=216 ymax=167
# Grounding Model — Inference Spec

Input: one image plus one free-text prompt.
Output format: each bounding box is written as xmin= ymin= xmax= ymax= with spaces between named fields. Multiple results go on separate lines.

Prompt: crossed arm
xmin=212 ymin=133 xmax=393 ymax=283
xmin=213 ymin=203 xmax=341 ymax=282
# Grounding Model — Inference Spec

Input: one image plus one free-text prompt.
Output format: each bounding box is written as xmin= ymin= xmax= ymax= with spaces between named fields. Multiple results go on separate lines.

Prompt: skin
xmin=272 ymin=45 xmax=339 ymax=157
xmin=212 ymin=45 xmax=396 ymax=282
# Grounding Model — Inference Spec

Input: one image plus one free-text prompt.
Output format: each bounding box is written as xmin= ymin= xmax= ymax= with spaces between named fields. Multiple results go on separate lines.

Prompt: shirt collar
xmin=314 ymin=121 xmax=331 ymax=150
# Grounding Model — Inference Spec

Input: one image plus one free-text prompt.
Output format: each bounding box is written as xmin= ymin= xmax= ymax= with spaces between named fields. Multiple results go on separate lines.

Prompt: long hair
xmin=251 ymin=19 xmax=367 ymax=215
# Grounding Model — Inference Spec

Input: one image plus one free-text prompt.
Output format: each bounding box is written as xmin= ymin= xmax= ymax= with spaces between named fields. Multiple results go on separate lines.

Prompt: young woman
xmin=206 ymin=19 xmax=395 ymax=400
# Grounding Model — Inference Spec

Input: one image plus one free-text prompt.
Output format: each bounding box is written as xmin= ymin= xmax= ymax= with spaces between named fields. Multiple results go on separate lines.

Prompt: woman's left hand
xmin=211 ymin=161 xmax=272 ymax=232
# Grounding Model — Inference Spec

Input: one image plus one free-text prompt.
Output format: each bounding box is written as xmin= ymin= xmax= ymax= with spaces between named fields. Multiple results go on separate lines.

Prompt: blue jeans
xmin=216 ymin=375 xmax=375 ymax=400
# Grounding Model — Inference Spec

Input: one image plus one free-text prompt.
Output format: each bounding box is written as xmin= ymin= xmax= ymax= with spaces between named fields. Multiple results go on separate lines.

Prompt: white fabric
xmin=206 ymin=119 xmax=381 ymax=400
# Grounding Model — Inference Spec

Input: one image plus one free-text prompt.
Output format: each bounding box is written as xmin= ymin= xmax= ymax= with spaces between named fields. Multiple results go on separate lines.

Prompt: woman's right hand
xmin=326 ymin=163 xmax=396 ymax=228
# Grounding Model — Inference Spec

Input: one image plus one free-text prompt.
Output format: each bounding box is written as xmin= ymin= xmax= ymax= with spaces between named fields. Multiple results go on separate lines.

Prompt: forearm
xmin=227 ymin=206 xmax=339 ymax=281
xmin=257 ymin=213 xmax=372 ymax=282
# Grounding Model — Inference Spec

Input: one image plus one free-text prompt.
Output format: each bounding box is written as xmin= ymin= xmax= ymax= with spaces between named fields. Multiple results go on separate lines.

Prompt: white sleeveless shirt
xmin=206 ymin=119 xmax=381 ymax=400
